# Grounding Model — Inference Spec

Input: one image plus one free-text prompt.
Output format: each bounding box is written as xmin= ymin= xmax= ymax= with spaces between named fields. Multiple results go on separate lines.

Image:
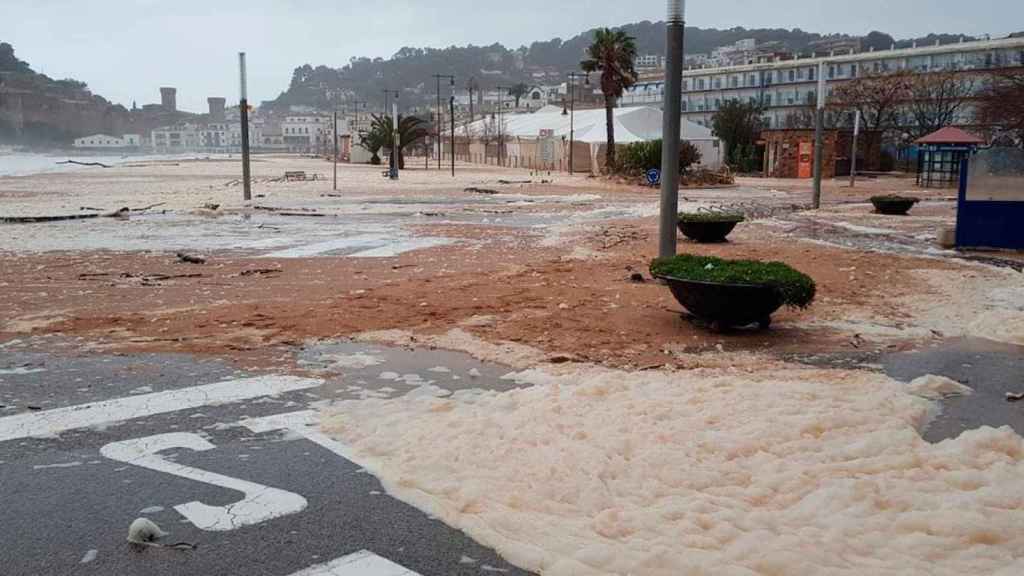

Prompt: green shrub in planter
xmin=650 ymin=254 xmax=816 ymax=309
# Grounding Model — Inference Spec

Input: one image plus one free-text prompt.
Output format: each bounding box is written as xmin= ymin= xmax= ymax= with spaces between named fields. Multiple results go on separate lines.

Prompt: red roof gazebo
xmin=914 ymin=127 xmax=985 ymax=188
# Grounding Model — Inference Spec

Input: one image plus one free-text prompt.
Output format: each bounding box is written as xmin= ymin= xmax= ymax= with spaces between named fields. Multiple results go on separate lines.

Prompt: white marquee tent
xmin=464 ymin=106 xmax=722 ymax=169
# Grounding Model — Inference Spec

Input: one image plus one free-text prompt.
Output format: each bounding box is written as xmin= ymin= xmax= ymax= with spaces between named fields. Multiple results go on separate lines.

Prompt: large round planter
xmin=871 ymin=197 xmax=920 ymax=215
xmin=677 ymin=220 xmax=739 ymax=243
xmin=658 ymin=276 xmax=783 ymax=330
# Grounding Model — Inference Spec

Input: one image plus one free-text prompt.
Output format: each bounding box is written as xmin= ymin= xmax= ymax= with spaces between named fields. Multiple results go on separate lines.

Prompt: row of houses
xmin=72 ymin=89 xmax=354 ymax=154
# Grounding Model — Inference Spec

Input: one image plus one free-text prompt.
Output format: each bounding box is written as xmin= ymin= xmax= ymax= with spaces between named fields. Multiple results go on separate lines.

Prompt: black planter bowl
xmin=658 ymin=275 xmax=783 ymax=330
xmin=871 ymin=196 xmax=920 ymax=215
xmin=677 ymin=220 xmax=740 ymax=243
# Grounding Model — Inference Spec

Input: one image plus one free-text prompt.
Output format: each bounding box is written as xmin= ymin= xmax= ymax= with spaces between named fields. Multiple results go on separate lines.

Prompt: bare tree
xmin=977 ymin=70 xmax=1024 ymax=146
xmin=904 ymin=71 xmax=976 ymax=139
xmin=829 ymin=69 xmax=913 ymax=162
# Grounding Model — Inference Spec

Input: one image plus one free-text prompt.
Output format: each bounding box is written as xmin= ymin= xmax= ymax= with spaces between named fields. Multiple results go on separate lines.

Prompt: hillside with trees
xmin=0 ymin=42 xmax=130 ymax=146
xmin=268 ymin=22 xmax=981 ymax=111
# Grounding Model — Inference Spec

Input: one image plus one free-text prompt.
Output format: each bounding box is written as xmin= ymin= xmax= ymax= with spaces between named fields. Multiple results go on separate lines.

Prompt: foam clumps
xmin=321 ymin=364 xmax=1024 ymax=576
xmin=906 ymin=374 xmax=974 ymax=400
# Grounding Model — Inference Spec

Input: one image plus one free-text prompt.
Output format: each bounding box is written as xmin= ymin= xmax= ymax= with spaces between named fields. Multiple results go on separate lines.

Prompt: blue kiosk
xmin=951 ymin=132 xmax=1024 ymax=250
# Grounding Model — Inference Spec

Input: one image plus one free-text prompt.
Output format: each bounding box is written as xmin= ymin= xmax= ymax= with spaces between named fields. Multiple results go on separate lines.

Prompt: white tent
xmin=468 ymin=106 xmax=715 ymax=142
xmin=465 ymin=106 xmax=722 ymax=169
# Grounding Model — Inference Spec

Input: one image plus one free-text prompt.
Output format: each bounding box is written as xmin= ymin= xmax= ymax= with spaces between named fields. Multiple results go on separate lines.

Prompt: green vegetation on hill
xmin=269 ymin=24 xmax=981 ymax=111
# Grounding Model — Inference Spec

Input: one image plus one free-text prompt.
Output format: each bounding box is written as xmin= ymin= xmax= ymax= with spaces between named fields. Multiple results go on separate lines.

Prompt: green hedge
xmin=650 ymin=254 xmax=816 ymax=308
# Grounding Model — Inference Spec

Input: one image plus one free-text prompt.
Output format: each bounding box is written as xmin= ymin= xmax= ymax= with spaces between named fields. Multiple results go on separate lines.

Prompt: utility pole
xmin=391 ymin=98 xmax=399 ymax=180
xmin=433 ymin=74 xmax=455 ymax=170
xmin=658 ymin=1 xmax=685 ymax=258
xmin=238 ymin=52 xmax=252 ymax=202
xmin=495 ymin=86 xmax=511 ymax=168
xmin=383 ymin=90 xmax=400 ymax=178
xmin=468 ymin=76 xmax=476 ymax=123
xmin=332 ymin=108 xmax=338 ymax=191
xmin=566 ymin=72 xmax=589 ymax=175
xmin=812 ymin=60 xmax=826 ymax=209
xmin=450 ymin=95 xmax=456 ymax=177
xmin=849 ymin=109 xmax=861 ymax=188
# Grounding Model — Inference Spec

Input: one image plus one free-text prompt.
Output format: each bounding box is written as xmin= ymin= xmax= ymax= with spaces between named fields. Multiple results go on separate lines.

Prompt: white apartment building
xmin=621 ymin=36 xmax=1024 ymax=130
xmin=281 ymin=115 xmax=334 ymax=153
xmin=634 ymin=54 xmax=666 ymax=70
xmin=151 ymin=124 xmax=201 ymax=150
xmin=73 ymin=134 xmax=141 ymax=148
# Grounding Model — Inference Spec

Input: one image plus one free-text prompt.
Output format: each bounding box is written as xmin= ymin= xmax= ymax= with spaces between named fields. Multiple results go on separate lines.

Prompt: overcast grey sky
xmin=4 ymin=0 xmax=1022 ymax=112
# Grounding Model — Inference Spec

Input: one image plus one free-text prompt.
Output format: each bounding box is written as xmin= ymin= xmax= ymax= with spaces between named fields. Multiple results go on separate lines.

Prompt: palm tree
xmin=581 ymin=28 xmax=638 ymax=170
xmin=366 ymin=113 xmax=429 ymax=169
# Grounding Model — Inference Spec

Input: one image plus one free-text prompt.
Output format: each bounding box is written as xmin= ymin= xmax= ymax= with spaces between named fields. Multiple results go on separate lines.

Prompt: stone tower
xmin=207 ymin=97 xmax=226 ymax=122
xmin=160 ymin=87 xmax=177 ymax=111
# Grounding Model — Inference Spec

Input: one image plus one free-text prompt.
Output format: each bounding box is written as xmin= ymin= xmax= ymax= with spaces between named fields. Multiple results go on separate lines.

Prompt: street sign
xmin=646 ymin=168 xmax=661 ymax=186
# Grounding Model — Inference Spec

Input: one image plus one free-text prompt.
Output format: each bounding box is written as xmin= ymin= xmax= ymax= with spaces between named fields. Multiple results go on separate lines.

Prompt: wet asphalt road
xmin=0 ymin=340 xmax=533 ymax=576
xmin=882 ymin=337 xmax=1024 ymax=442
xmin=2 ymin=335 xmax=1022 ymax=575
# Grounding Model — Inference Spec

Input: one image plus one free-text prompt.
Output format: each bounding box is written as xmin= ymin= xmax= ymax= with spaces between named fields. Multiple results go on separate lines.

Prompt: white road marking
xmin=101 ymin=432 xmax=308 ymax=531
xmin=0 ymin=375 xmax=322 ymax=443
xmin=288 ymin=550 xmax=421 ymax=576
xmin=79 ymin=549 xmax=98 ymax=564
xmin=0 ymin=367 xmax=46 ymax=375
xmin=347 ymin=237 xmax=453 ymax=258
xmin=240 ymin=410 xmax=358 ymax=463
xmin=262 ymin=236 xmax=389 ymax=258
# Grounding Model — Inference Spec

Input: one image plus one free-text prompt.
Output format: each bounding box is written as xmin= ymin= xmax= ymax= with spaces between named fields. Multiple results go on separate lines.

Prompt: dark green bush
xmin=618 ymin=140 xmax=702 ymax=176
xmin=650 ymin=254 xmax=816 ymax=308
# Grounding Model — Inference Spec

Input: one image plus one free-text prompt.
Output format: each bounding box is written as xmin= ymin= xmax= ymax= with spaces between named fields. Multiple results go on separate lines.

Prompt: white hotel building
xmin=621 ymin=36 xmax=1024 ymax=130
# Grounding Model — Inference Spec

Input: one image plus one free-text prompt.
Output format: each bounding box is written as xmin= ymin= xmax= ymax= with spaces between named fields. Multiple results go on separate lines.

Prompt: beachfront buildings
xmin=72 ymin=133 xmax=141 ymax=149
xmin=621 ymin=36 xmax=1024 ymax=131
xmin=281 ymin=115 xmax=339 ymax=153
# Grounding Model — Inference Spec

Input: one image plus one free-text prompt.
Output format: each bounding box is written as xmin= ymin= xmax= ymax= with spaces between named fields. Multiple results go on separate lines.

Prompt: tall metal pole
xmin=658 ymin=1 xmax=685 ymax=259
xmin=436 ymin=76 xmax=442 ymax=169
xmin=391 ymin=99 xmax=399 ymax=180
xmin=496 ymin=86 xmax=510 ymax=167
xmin=812 ymin=60 xmax=826 ymax=209
xmin=569 ymin=74 xmax=576 ymax=174
xmin=238 ymin=52 xmax=252 ymax=202
xmin=332 ymin=109 xmax=338 ymax=191
xmin=849 ymin=109 xmax=861 ymax=188
xmin=450 ymin=95 xmax=456 ymax=177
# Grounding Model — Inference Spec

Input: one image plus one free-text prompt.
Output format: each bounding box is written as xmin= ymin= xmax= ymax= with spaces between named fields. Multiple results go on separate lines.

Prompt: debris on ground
xmin=1008 ymin=392 xmax=1024 ymax=402
xmin=176 ymin=252 xmax=207 ymax=265
xmin=464 ymin=187 xmax=499 ymax=194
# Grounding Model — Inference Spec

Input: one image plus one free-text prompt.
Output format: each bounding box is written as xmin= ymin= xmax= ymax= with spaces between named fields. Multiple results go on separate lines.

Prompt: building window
xmin=828 ymin=65 xmax=835 ymax=79
xmin=764 ymin=94 xmax=772 ymax=106
xmin=808 ymin=67 xmax=816 ymax=81
xmin=851 ymin=64 xmax=858 ymax=78
xmin=788 ymin=70 xmax=795 ymax=82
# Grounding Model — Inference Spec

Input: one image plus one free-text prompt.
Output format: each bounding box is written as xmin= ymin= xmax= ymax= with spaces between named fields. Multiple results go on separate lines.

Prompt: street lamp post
xmin=658 ymin=0 xmax=686 ymax=259
xmin=566 ymin=72 xmax=589 ymax=175
xmin=449 ymin=95 xmax=456 ymax=177
xmin=433 ymin=74 xmax=455 ymax=170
